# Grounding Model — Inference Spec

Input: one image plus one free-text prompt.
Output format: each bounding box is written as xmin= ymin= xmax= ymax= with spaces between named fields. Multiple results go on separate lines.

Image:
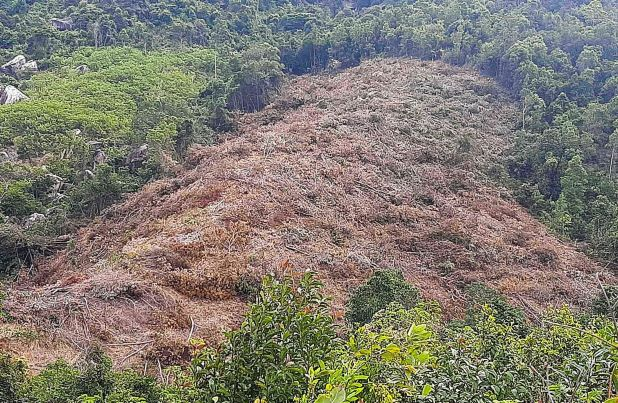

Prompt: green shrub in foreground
xmin=345 ymin=270 xmax=420 ymax=325
xmin=464 ymin=282 xmax=528 ymax=335
xmin=0 ymin=353 xmax=26 ymax=402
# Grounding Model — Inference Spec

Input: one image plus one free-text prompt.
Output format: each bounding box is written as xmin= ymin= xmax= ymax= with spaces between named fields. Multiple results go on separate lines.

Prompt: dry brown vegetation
xmin=2 ymin=58 xmax=613 ymax=370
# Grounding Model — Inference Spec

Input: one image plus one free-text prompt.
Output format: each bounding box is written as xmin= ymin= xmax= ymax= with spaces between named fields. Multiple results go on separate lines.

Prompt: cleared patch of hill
xmin=2 ymin=58 xmax=613 ymax=370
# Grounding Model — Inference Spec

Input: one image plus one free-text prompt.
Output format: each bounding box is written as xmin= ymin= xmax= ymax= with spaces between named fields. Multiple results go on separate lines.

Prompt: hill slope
xmin=2 ymin=58 xmax=612 ymax=369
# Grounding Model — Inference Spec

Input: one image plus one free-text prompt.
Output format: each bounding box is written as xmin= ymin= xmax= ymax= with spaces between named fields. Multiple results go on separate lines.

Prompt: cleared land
xmin=2 ymin=58 xmax=613 ymax=370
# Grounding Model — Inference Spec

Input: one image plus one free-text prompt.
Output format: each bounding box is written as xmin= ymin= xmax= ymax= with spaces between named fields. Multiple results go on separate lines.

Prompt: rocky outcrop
xmin=24 ymin=213 xmax=46 ymax=229
xmin=51 ymin=18 xmax=73 ymax=31
xmin=1 ymin=55 xmax=26 ymax=75
xmin=0 ymin=55 xmax=38 ymax=77
xmin=0 ymin=147 xmax=18 ymax=162
xmin=22 ymin=60 xmax=38 ymax=74
xmin=0 ymin=85 xmax=29 ymax=105
xmin=75 ymin=64 xmax=90 ymax=74
xmin=126 ymin=144 xmax=149 ymax=170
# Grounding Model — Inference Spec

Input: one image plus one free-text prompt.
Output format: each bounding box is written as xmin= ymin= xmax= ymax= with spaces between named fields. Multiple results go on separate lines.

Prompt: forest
xmin=0 ymin=0 xmax=617 ymax=402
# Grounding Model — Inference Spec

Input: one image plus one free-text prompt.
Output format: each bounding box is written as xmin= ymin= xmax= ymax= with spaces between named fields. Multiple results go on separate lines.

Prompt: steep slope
xmin=2 ymin=58 xmax=613 ymax=370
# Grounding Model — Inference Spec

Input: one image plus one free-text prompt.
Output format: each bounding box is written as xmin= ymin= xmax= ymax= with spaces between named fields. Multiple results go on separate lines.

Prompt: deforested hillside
xmin=2 ymin=58 xmax=613 ymax=369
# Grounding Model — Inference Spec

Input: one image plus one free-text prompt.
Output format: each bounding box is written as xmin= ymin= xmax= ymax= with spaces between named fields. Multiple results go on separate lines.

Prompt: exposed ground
xmin=2 ymin=58 xmax=613 ymax=371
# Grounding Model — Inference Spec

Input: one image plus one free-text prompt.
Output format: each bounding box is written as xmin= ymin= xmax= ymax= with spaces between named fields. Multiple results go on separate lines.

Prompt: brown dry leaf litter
xmin=2 ymin=58 xmax=614 ymax=371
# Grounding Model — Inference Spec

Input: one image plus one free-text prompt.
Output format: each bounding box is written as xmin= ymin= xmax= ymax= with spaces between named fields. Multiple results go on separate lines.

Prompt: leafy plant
xmin=192 ymin=273 xmax=338 ymax=402
xmin=1 ymin=272 xmax=617 ymax=402
xmin=465 ymin=282 xmax=528 ymax=336
xmin=0 ymin=353 xmax=26 ymax=402
xmin=593 ymin=285 xmax=618 ymax=319
xmin=346 ymin=270 xmax=420 ymax=325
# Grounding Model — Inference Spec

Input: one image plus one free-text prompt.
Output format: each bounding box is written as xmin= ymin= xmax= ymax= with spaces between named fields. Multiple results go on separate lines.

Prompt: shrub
xmin=234 ymin=272 xmax=262 ymax=301
xmin=24 ymin=360 xmax=81 ymax=402
xmin=0 ymin=221 xmax=53 ymax=276
xmin=22 ymin=347 xmax=166 ymax=402
xmin=464 ymin=282 xmax=528 ymax=335
xmin=2 ymin=273 xmax=618 ymax=403
xmin=68 ymin=165 xmax=133 ymax=217
xmin=227 ymin=44 xmax=284 ymax=113
xmin=0 ymin=180 xmax=43 ymax=217
xmin=0 ymin=353 xmax=26 ymax=402
xmin=191 ymin=273 xmax=337 ymax=402
xmin=298 ymin=304 xmax=437 ymax=403
xmin=592 ymin=285 xmax=618 ymax=318
xmin=346 ymin=270 xmax=420 ymax=325
xmin=417 ymin=306 xmax=617 ymax=402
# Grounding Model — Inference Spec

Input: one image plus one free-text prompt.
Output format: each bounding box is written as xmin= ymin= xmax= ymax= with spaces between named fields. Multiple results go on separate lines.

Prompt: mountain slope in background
xmin=2 ymin=58 xmax=612 ymax=370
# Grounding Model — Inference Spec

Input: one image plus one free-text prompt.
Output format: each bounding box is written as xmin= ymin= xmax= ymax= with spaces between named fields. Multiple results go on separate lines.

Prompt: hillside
xmin=2 ymin=58 xmax=613 ymax=370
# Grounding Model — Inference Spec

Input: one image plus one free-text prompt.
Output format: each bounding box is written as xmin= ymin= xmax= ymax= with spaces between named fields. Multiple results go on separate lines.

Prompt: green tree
xmin=192 ymin=273 xmax=337 ymax=402
xmin=550 ymin=155 xmax=589 ymax=238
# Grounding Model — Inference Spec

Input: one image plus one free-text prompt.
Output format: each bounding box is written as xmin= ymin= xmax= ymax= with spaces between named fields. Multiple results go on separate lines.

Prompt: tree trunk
xmin=610 ymin=145 xmax=615 ymax=179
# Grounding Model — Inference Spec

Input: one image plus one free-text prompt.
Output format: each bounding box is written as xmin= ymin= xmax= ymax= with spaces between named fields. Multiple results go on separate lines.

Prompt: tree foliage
xmin=346 ymin=269 xmax=420 ymax=326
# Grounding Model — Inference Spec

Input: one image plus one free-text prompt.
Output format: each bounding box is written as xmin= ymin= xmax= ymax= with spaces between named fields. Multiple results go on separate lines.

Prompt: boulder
xmin=75 ymin=64 xmax=90 ymax=74
xmin=22 ymin=60 xmax=38 ymax=74
xmin=24 ymin=213 xmax=46 ymax=228
xmin=126 ymin=144 xmax=149 ymax=171
xmin=327 ymin=58 xmax=342 ymax=71
xmin=94 ymin=149 xmax=107 ymax=166
xmin=0 ymin=55 xmax=26 ymax=75
xmin=0 ymin=85 xmax=29 ymax=105
xmin=0 ymin=55 xmax=38 ymax=76
xmin=51 ymin=18 xmax=73 ymax=31
xmin=0 ymin=147 xmax=18 ymax=163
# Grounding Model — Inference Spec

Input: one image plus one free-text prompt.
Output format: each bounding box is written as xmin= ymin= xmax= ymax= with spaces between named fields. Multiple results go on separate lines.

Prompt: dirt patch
xmin=3 ymin=58 xmax=614 ymax=370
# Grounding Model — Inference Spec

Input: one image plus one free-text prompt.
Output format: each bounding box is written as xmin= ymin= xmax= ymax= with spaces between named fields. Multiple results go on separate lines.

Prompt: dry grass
xmin=2 ymin=58 xmax=614 ymax=370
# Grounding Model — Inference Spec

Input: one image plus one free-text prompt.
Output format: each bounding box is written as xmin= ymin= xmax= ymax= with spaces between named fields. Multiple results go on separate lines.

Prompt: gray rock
xmin=75 ymin=65 xmax=90 ymax=74
xmin=24 ymin=213 xmax=46 ymax=228
xmin=0 ymin=55 xmax=26 ymax=75
xmin=51 ymin=18 xmax=73 ymax=31
xmin=0 ymin=85 xmax=29 ymax=105
xmin=1 ymin=55 xmax=38 ymax=76
xmin=94 ymin=149 xmax=107 ymax=166
xmin=22 ymin=60 xmax=38 ymax=74
xmin=327 ymin=59 xmax=342 ymax=71
xmin=0 ymin=147 xmax=18 ymax=163
xmin=126 ymin=144 xmax=149 ymax=170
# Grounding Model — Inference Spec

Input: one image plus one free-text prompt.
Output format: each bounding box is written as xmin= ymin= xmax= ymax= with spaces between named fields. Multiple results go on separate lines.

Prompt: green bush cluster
xmin=464 ymin=282 xmax=528 ymax=336
xmin=345 ymin=269 xmax=420 ymax=325
xmin=0 ymin=348 xmax=171 ymax=402
xmin=0 ymin=44 xmax=283 ymax=274
xmin=0 ymin=345 xmax=210 ymax=402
